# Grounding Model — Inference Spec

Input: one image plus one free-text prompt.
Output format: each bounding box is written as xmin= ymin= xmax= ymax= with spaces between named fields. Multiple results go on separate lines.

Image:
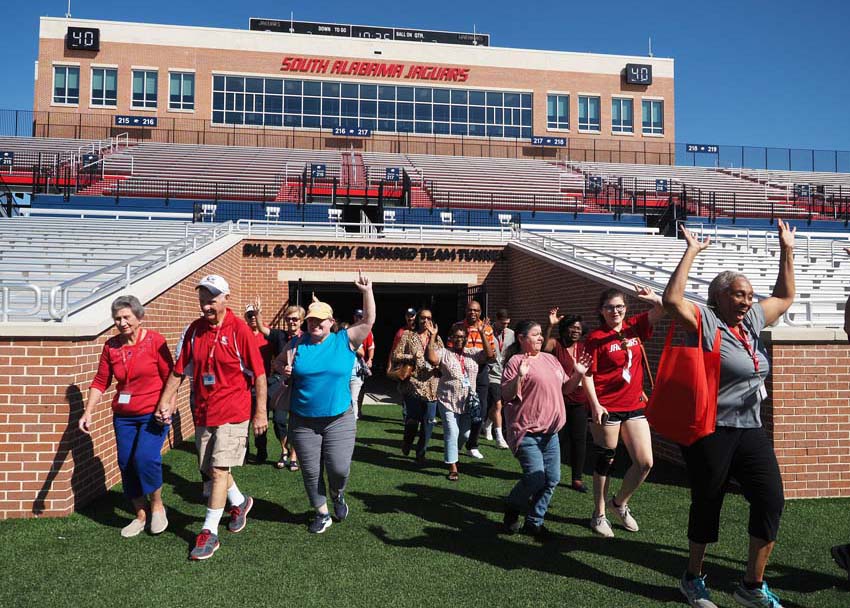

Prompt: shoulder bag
xmin=645 ymin=309 xmax=722 ymax=446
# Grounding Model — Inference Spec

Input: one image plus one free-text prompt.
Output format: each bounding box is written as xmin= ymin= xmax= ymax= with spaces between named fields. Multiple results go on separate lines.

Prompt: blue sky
xmin=3 ymin=0 xmax=849 ymax=151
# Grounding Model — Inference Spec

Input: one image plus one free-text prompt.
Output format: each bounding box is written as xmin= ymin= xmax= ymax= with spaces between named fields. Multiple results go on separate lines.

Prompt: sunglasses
xmin=284 ymin=316 xmax=301 ymax=322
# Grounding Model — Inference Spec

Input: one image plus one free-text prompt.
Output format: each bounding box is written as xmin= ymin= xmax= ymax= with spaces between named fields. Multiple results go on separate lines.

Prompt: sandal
xmin=447 ymin=471 xmax=459 ymax=482
xmin=288 ymin=460 xmax=300 ymax=472
xmin=275 ymin=455 xmax=288 ymax=470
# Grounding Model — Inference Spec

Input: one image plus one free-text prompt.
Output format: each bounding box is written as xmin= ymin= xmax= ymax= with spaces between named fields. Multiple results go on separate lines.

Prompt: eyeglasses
xmin=602 ymin=305 xmax=626 ymax=313
xmin=284 ymin=317 xmax=301 ymax=322
xmin=419 ymin=316 xmax=432 ymax=321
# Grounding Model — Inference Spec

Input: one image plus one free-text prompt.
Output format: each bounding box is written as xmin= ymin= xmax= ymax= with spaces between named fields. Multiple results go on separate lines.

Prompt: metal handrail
xmin=234 ymin=219 xmax=515 ymax=242
xmin=0 ymin=282 xmax=42 ymax=322
xmin=46 ymin=222 xmax=233 ymax=320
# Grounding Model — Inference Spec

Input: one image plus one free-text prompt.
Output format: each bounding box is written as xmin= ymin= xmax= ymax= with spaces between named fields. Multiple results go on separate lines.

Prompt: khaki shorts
xmin=195 ymin=420 xmax=249 ymax=474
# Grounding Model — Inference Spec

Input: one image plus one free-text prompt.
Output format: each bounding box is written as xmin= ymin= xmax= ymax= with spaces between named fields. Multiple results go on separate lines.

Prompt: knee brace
xmin=594 ymin=446 xmax=616 ymax=476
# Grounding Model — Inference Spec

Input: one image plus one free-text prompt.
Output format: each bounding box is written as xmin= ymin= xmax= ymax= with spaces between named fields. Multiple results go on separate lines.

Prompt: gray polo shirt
xmin=489 ymin=327 xmax=516 ymax=383
xmin=687 ymin=303 xmax=769 ymax=428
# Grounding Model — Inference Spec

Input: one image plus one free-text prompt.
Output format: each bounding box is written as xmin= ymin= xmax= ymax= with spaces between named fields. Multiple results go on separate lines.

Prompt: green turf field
xmin=1 ymin=403 xmax=847 ymax=608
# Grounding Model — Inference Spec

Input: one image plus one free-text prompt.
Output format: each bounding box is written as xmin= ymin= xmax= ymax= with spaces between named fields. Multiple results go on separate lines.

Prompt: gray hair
xmin=707 ymin=271 xmax=747 ymax=308
xmin=111 ymin=295 xmax=145 ymax=319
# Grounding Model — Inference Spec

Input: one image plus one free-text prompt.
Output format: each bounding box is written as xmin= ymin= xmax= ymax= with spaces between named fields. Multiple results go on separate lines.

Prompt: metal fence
xmin=5 ymin=107 xmax=849 ymax=172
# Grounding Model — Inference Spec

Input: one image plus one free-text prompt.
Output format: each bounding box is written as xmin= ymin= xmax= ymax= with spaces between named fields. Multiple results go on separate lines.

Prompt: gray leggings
xmin=289 ymin=407 xmax=357 ymax=509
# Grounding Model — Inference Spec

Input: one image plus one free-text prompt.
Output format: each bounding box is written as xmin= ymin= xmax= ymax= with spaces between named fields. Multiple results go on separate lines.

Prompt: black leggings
xmin=559 ymin=401 xmax=588 ymax=482
xmin=680 ymin=426 xmax=784 ymax=544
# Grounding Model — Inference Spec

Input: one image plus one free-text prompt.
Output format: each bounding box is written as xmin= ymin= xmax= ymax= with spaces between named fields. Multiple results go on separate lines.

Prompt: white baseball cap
xmin=196 ymin=274 xmax=230 ymax=296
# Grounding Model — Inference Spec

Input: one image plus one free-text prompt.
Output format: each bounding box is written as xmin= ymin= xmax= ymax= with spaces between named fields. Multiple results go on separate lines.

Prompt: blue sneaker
xmin=733 ymin=581 xmax=784 ymax=608
xmin=308 ymin=512 xmax=332 ymax=534
xmin=332 ymin=494 xmax=349 ymax=522
xmin=679 ymin=572 xmax=718 ymax=608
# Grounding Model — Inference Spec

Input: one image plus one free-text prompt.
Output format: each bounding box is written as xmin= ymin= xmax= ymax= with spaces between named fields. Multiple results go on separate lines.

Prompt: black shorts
xmin=599 ymin=408 xmax=646 ymax=425
xmin=487 ymin=382 xmax=502 ymax=405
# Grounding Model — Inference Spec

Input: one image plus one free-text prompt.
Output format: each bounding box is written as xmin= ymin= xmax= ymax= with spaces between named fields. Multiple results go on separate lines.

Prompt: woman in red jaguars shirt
xmin=80 ymin=295 xmax=174 ymax=538
xmin=583 ymin=285 xmax=665 ymax=538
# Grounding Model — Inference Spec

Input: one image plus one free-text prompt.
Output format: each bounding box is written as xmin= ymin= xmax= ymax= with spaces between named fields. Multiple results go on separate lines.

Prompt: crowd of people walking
xmin=80 ymin=220 xmax=849 ymax=607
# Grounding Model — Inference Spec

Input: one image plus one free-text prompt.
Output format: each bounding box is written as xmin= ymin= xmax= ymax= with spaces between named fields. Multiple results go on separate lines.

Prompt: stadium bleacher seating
xmin=2 ymin=136 xmax=850 ymax=224
xmin=0 ymin=217 xmax=223 ymax=322
xmin=566 ymin=161 xmax=808 ymax=219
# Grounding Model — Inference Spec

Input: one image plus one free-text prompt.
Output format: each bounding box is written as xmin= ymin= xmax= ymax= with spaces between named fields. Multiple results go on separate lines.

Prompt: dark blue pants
xmin=113 ymin=413 xmax=168 ymax=500
xmin=402 ymin=394 xmax=438 ymax=458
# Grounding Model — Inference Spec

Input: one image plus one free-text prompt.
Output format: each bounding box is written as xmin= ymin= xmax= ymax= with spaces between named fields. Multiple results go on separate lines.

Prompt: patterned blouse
xmin=392 ymin=330 xmax=444 ymax=402
xmin=435 ymin=347 xmax=489 ymax=414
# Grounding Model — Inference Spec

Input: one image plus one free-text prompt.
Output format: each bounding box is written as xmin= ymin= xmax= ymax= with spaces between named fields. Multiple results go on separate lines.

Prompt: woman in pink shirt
xmin=501 ymin=320 xmax=589 ymax=537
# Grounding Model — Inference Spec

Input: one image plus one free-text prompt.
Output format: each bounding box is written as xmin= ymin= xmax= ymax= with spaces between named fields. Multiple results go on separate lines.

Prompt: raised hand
xmin=283 ymin=348 xmax=295 ymax=379
xmin=354 ymin=269 xmax=372 ymax=292
xmin=777 ymin=218 xmax=796 ymax=249
xmin=311 ymin=291 xmax=320 ymax=303
xmin=573 ymin=351 xmax=592 ymax=377
xmin=424 ymin=318 xmax=438 ymax=336
xmin=254 ymin=295 xmax=262 ymax=313
xmin=518 ymin=353 xmax=531 ymax=377
xmin=680 ymin=225 xmax=711 ymax=253
xmin=548 ymin=307 xmax=564 ymax=326
xmin=634 ymin=284 xmax=662 ymax=306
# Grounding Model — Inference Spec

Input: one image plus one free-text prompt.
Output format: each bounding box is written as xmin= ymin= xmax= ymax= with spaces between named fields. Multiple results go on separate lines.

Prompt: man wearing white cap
xmin=156 ymin=274 xmax=267 ymax=560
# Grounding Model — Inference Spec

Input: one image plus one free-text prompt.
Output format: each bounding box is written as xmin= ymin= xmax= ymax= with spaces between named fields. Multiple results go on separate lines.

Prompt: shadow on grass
xmin=355 ymin=482 xmax=834 ymax=606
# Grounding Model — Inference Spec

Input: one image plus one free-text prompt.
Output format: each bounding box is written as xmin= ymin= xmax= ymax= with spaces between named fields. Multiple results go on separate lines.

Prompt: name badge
xmin=203 ymin=374 xmax=216 ymax=386
xmin=117 ymin=393 xmax=132 ymax=405
xmin=461 ymin=375 xmax=471 ymax=388
xmin=622 ymin=369 xmax=632 ymax=384
xmin=758 ymin=383 xmax=768 ymax=400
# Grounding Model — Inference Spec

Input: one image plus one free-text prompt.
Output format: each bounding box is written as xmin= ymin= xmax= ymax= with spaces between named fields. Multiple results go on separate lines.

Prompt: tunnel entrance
xmin=290 ymin=280 xmax=485 ymax=376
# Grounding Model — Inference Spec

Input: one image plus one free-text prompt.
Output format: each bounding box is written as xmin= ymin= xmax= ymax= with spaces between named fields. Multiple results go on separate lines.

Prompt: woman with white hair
xmin=664 ymin=220 xmax=795 ymax=608
xmin=80 ymin=295 xmax=175 ymax=537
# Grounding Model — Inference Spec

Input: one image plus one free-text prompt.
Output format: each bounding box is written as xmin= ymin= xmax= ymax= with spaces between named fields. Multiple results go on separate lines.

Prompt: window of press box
xmin=210 ymin=75 xmax=533 ymax=139
xmin=611 ymin=98 xmax=633 ymax=133
xmin=642 ymin=99 xmax=664 ymax=134
xmin=132 ymin=70 xmax=158 ymax=109
xmin=53 ymin=66 xmax=80 ymax=104
xmin=578 ymin=95 xmax=600 ymax=132
xmin=169 ymin=72 xmax=194 ymax=111
xmin=91 ymin=68 xmax=117 ymax=107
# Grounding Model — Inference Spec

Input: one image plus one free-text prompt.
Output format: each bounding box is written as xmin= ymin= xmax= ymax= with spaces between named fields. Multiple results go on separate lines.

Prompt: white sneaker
xmin=590 ymin=514 xmax=614 ymax=538
xmin=607 ymin=496 xmax=639 ymax=532
xmin=482 ymin=420 xmax=493 ymax=441
xmin=495 ymin=435 xmax=509 ymax=449
xmin=467 ymin=448 xmax=485 ymax=459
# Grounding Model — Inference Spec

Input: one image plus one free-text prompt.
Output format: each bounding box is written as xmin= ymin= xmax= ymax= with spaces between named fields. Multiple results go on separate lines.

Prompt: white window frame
xmin=131 ymin=69 xmax=158 ymax=110
xmin=168 ymin=71 xmax=195 ymax=112
xmin=90 ymin=67 xmax=118 ymax=108
xmin=52 ymin=64 xmax=80 ymax=106
xmin=546 ymin=93 xmax=570 ymax=132
xmin=611 ymin=96 xmax=634 ymax=135
xmin=642 ymin=98 xmax=664 ymax=135
xmin=577 ymin=94 xmax=601 ymax=133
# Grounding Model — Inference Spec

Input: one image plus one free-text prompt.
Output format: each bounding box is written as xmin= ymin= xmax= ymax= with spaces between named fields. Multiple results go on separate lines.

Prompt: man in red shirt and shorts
xmin=156 ymin=274 xmax=268 ymax=560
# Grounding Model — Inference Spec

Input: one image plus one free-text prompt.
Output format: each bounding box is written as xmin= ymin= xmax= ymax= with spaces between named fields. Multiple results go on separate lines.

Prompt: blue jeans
xmin=402 ymin=394 xmax=437 ymax=458
xmin=507 ymin=433 xmax=562 ymax=527
xmin=113 ymin=413 xmax=169 ymax=499
xmin=439 ymin=404 xmax=472 ymax=464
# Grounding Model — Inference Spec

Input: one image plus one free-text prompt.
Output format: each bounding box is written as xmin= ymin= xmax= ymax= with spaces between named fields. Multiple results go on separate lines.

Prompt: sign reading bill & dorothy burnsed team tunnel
xmin=243 ymin=243 xmax=504 ymax=262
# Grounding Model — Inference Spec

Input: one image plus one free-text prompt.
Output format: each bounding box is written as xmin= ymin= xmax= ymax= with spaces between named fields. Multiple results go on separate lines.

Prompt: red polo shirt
xmin=91 ymin=329 xmax=173 ymax=416
xmin=175 ymin=309 xmax=266 ymax=427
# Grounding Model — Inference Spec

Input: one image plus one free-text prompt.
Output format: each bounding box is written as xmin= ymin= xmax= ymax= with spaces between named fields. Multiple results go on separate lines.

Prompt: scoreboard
xmin=249 ymin=18 xmax=489 ymax=46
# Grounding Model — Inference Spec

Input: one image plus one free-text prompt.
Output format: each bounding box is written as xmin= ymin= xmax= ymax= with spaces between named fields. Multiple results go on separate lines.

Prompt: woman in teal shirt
xmin=277 ymin=272 xmax=375 ymax=534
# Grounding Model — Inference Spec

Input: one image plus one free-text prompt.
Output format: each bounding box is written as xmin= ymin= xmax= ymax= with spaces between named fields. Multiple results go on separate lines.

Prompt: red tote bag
xmin=646 ymin=309 xmax=722 ymax=446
